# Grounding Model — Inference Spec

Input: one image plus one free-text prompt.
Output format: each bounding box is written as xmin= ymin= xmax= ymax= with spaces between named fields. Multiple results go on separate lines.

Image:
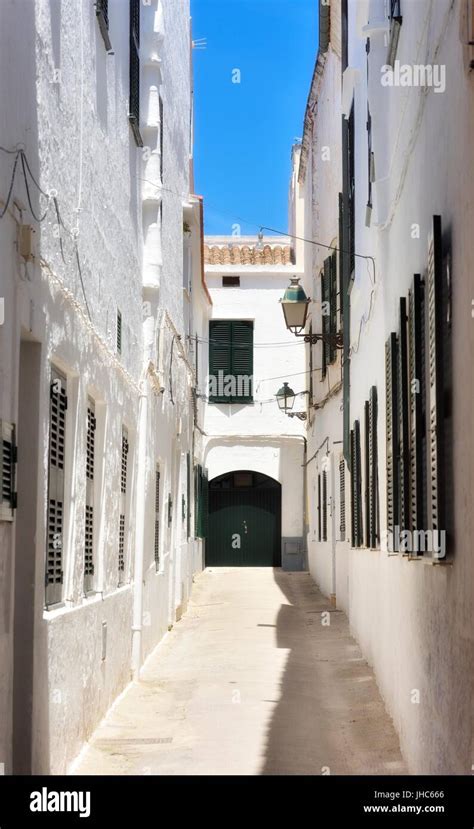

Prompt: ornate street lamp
xmin=279 ymin=276 xmax=310 ymax=334
xmin=275 ymin=382 xmax=308 ymax=420
xmin=276 ymin=381 xmax=296 ymax=413
xmin=279 ymin=276 xmax=343 ymax=348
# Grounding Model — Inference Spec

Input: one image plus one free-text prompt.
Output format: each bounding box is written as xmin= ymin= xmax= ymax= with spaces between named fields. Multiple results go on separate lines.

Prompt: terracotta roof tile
xmin=203 ymin=241 xmax=294 ymax=266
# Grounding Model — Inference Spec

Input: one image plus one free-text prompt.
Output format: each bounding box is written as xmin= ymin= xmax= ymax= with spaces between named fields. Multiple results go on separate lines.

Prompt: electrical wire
xmin=20 ymin=151 xmax=51 ymax=222
xmin=0 ymin=150 xmax=20 ymax=219
xmin=198 ymin=336 xmax=306 ymax=349
xmin=75 ymin=245 xmax=92 ymax=321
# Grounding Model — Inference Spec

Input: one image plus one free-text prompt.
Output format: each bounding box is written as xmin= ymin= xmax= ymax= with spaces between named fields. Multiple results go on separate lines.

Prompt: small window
xmin=0 ymin=420 xmax=17 ymax=522
xmin=96 ymin=0 xmax=112 ymax=51
xmin=222 ymin=276 xmax=240 ymax=288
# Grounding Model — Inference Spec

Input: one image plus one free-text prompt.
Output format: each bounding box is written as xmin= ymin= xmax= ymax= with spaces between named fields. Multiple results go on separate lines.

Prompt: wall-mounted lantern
xmin=276 ymin=382 xmax=308 ymax=420
xmin=279 ymin=276 xmax=343 ymax=348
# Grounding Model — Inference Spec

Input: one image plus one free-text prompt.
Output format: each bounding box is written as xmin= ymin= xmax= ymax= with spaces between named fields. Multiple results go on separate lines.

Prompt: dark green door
xmin=207 ymin=471 xmax=281 ymax=567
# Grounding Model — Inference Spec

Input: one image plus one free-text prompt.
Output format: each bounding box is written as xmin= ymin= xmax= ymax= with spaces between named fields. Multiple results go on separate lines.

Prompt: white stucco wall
xmin=297 ymin=0 xmax=473 ymax=774
xmin=343 ymin=0 xmax=473 ymax=774
xmin=0 ymin=0 xmax=205 ymax=775
xmin=295 ymin=7 xmax=347 ymax=607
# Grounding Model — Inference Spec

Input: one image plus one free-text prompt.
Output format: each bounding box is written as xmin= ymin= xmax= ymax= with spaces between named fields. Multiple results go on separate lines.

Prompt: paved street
xmin=72 ymin=569 xmax=406 ymax=775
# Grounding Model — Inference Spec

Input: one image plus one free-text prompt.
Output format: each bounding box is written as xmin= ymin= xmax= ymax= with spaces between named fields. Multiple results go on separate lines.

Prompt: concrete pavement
xmin=71 ymin=568 xmax=406 ymax=775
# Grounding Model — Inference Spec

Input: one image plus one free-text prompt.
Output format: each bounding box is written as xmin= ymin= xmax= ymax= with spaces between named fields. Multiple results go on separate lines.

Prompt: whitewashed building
xmin=295 ymin=0 xmax=347 ymax=606
xmin=0 ymin=0 xmax=207 ymax=775
xmin=296 ymin=0 xmax=474 ymax=774
xmin=201 ymin=236 xmax=306 ymax=570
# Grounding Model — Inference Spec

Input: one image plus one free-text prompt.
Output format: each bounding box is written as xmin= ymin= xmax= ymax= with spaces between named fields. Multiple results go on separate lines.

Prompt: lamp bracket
xmin=295 ymin=331 xmax=344 ymax=348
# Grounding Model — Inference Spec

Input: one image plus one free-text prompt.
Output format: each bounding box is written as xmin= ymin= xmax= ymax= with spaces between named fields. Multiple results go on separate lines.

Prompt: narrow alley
xmin=72 ymin=569 xmax=405 ymax=776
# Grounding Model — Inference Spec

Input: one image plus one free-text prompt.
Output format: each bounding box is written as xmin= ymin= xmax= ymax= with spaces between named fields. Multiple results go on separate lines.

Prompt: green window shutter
xmin=350 ymin=421 xmax=362 ymax=547
xmin=201 ymin=471 xmax=209 ymax=538
xmin=364 ymin=400 xmax=370 ymax=547
xmin=368 ymin=385 xmax=378 ymax=549
xmin=398 ymin=298 xmax=410 ymax=533
xmin=194 ymin=464 xmax=201 ymax=537
xmin=322 ymin=469 xmax=328 ymax=542
xmin=339 ymin=455 xmax=346 ymax=540
xmin=338 ymin=192 xmax=344 ymax=330
xmin=321 ymin=260 xmax=330 ymax=377
xmin=329 ymin=250 xmax=338 ymax=364
xmin=84 ymin=400 xmax=96 ymax=592
xmin=408 ymin=274 xmax=425 ymax=535
xmin=194 ymin=465 xmax=208 ymax=539
xmin=209 ymin=321 xmax=232 ymax=403
xmin=154 ymin=467 xmax=161 ymax=569
xmin=317 ymin=474 xmax=321 ymax=541
xmin=427 ymin=215 xmax=445 ymax=539
xmin=0 ymin=419 xmax=17 ymax=521
xmin=186 ymin=453 xmax=191 ymax=539
xmin=231 ymin=321 xmax=253 ymax=402
xmin=46 ymin=369 xmax=67 ymax=605
xmin=385 ymin=333 xmax=399 ymax=549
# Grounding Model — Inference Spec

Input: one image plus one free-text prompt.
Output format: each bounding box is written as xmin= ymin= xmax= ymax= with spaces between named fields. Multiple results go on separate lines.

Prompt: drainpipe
xmin=131 ymin=376 xmax=148 ymax=681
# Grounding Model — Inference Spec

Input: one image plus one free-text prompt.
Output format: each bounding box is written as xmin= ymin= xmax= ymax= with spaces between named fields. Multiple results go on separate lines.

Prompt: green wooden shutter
xmin=322 ymin=469 xmax=328 ymax=542
xmin=364 ymin=400 xmax=370 ymax=547
xmin=338 ymin=192 xmax=344 ymax=329
xmin=368 ymin=385 xmax=378 ymax=549
xmin=351 ymin=422 xmax=362 ymax=547
xmin=202 ymin=471 xmax=209 ymax=538
xmin=408 ymin=274 xmax=425 ymax=535
xmin=154 ymin=467 xmax=161 ymax=569
xmin=84 ymin=400 xmax=96 ymax=592
xmin=0 ymin=420 xmax=17 ymax=521
xmin=321 ymin=260 xmax=330 ymax=377
xmin=329 ymin=250 xmax=338 ymax=364
xmin=118 ymin=426 xmax=129 ymax=582
xmin=186 ymin=453 xmax=191 ymax=539
xmin=209 ymin=321 xmax=232 ymax=403
xmin=350 ymin=420 xmax=362 ymax=547
xmin=385 ymin=333 xmax=399 ymax=549
xmin=427 ymin=215 xmax=445 ymax=539
xmin=194 ymin=465 xmax=208 ymax=539
xmin=46 ymin=369 xmax=67 ymax=605
xmin=231 ymin=321 xmax=253 ymax=402
xmin=339 ymin=455 xmax=346 ymax=540
xmin=317 ymin=474 xmax=321 ymax=541
xmin=398 ymin=298 xmax=410 ymax=533
xmin=194 ymin=464 xmax=201 ymax=536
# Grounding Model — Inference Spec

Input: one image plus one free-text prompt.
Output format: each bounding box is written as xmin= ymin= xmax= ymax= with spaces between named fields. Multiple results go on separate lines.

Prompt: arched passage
xmin=207 ymin=471 xmax=282 ymax=567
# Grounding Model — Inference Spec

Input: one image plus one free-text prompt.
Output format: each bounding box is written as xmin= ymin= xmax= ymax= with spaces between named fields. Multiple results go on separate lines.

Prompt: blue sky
xmin=191 ymin=0 xmax=318 ymax=235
